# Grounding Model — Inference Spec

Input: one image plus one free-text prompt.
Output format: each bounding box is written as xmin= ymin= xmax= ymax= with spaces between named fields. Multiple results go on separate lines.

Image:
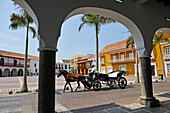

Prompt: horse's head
xmin=57 ymin=70 xmax=62 ymax=78
xmin=57 ymin=70 xmax=68 ymax=78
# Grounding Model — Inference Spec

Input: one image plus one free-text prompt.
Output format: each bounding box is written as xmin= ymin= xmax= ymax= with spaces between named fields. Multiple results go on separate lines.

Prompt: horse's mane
xmin=61 ymin=70 xmax=68 ymax=74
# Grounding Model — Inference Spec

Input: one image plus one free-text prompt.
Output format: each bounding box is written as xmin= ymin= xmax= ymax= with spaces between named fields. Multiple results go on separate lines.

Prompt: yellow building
xmin=77 ymin=55 xmax=95 ymax=75
xmin=70 ymin=55 xmax=83 ymax=71
xmin=100 ymin=32 xmax=170 ymax=77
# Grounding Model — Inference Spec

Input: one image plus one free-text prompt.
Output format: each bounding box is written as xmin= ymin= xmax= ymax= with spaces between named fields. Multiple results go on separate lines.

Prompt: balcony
xmin=77 ymin=66 xmax=86 ymax=69
xmin=0 ymin=62 xmax=30 ymax=67
xmin=164 ymin=55 xmax=170 ymax=60
xmin=109 ymin=57 xmax=136 ymax=63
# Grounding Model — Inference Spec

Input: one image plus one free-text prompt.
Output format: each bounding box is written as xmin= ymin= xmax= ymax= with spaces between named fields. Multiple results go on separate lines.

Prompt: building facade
xmin=77 ymin=55 xmax=95 ymax=75
xmin=100 ymin=32 xmax=170 ymax=77
xmin=0 ymin=50 xmax=39 ymax=77
xmin=56 ymin=60 xmax=71 ymax=73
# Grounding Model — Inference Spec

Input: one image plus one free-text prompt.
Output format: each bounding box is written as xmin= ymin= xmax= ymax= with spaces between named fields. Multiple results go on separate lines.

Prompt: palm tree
xmin=153 ymin=31 xmax=169 ymax=80
xmin=79 ymin=14 xmax=115 ymax=72
xmin=126 ymin=36 xmax=140 ymax=83
xmin=9 ymin=8 xmax=36 ymax=92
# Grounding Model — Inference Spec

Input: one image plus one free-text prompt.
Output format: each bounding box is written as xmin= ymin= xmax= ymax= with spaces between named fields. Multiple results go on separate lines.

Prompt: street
xmin=0 ymin=76 xmax=169 ymax=112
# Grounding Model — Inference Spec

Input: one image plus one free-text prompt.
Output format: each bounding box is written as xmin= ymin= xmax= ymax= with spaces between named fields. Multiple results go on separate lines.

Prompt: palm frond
xmin=29 ymin=26 xmax=36 ymax=38
xmin=126 ymin=36 xmax=134 ymax=48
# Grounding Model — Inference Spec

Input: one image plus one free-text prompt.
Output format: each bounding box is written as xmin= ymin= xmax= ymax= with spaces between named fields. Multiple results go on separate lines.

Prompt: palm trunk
xmin=95 ymin=23 xmax=99 ymax=72
xmin=21 ymin=26 xmax=29 ymax=92
xmin=159 ymin=43 xmax=166 ymax=80
xmin=136 ymin=51 xmax=140 ymax=83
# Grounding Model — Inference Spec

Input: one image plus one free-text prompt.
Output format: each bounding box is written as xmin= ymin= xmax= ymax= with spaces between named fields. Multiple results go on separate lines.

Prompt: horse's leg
xmin=63 ymin=82 xmax=68 ymax=92
xmin=68 ymin=82 xmax=73 ymax=92
xmin=75 ymin=81 xmax=80 ymax=91
xmin=81 ymin=82 xmax=86 ymax=91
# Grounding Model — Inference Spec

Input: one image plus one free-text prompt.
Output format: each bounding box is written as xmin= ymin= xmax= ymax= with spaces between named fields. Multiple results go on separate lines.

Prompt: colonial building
xmin=77 ymin=54 xmax=95 ymax=75
xmin=56 ymin=60 xmax=71 ymax=73
xmin=100 ymin=31 xmax=170 ymax=77
xmin=0 ymin=50 xmax=39 ymax=77
xmin=70 ymin=55 xmax=84 ymax=72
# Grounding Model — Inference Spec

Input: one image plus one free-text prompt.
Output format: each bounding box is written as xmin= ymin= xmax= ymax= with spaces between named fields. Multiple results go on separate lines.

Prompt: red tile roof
xmin=100 ymin=40 xmax=127 ymax=53
xmin=62 ymin=60 xmax=70 ymax=63
xmin=0 ymin=50 xmax=39 ymax=60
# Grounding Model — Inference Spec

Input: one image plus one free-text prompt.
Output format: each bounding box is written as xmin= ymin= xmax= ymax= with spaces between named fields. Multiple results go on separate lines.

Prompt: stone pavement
xmin=56 ymin=92 xmax=170 ymax=113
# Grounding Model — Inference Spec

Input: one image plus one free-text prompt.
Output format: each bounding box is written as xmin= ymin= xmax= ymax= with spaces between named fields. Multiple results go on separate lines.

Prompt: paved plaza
xmin=0 ymin=76 xmax=169 ymax=112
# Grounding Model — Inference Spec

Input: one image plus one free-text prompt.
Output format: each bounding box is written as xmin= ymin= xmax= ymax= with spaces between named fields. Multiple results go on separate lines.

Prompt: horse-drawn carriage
xmin=84 ymin=71 xmax=127 ymax=91
xmin=57 ymin=70 xmax=127 ymax=92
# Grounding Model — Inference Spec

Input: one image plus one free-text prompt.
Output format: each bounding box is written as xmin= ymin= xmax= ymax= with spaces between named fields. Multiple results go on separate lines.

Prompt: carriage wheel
xmin=86 ymin=81 xmax=92 ymax=89
xmin=118 ymin=77 xmax=127 ymax=89
xmin=108 ymin=81 xmax=114 ymax=87
xmin=93 ymin=81 xmax=101 ymax=91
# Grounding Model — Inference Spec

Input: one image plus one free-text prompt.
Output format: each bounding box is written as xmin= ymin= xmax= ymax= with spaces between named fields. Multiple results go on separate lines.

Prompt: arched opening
xmin=3 ymin=68 xmax=10 ymax=77
xmin=153 ymin=28 xmax=170 ymax=78
xmin=18 ymin=69 xmax=23 ymax=76
xmin=0 ymin=69 xmax=2 ymax=77
xmin=11 ymin=69 xmax=17 ymax=76
xmin=0 ymin=58 xmax=4 ymax=65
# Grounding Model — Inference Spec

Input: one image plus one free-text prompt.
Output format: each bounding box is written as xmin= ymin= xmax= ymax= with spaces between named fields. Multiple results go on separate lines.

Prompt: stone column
xmin=38 ymin=50 xmax=56 ymax=113
xmin=137 ymin=57 xmax=159 ymax=107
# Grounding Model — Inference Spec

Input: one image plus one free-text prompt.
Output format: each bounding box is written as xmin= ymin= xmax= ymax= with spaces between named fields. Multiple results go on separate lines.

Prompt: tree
xmin=153 ymin=31 xmax=169 ymax=80
xmin=79 ymin=14 xmax=115 ymax=72
xmin=126 ymin=36 xmax=140 ymax=83
xmin=9 ymin=6 xmax=36 ymax=92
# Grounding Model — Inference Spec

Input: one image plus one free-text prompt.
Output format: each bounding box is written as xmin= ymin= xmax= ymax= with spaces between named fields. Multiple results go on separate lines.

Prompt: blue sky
xmin=0 ymin=0 xmax=131 ymax=61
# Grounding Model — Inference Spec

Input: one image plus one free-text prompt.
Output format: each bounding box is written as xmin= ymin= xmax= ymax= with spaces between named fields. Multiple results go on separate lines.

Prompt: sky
xmin=0 ymin=0 xmax=131 ymax=61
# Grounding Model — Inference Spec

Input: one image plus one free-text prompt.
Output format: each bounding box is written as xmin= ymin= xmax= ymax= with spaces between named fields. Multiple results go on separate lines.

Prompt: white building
xmin=56 ymin=60 xmax=71 ymax=73
xmin=0 ymin=50 xmax=39 ymax=77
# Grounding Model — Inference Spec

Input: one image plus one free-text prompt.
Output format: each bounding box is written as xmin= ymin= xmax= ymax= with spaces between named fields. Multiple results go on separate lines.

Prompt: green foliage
xmin=9 ymin=4 xmax=36 ymax=38
xmin=79 ymin=14 xmax=115 ymax=34
xmin=16 ymin=91 xmax=32 ymax=94
xmin=126 ymin=36 xmax=134 ymax=48
xmin=71 ymin=69 xmax=77 ymax=74
xmin=153 ymin=31 xmax=169 ymax=46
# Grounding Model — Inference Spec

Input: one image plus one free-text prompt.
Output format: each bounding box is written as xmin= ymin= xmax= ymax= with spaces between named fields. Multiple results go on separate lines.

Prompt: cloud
xmin=0 ymin=32 xmax=19 ymax=41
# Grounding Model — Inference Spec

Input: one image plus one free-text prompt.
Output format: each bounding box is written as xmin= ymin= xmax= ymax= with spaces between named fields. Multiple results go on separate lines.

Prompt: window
xmin=165 ymin=47 xmax=170 ymax=55
xmin=101 ymin=66 xmax=106 ymax=74
xmin=14 ymin=60 xmax=17 ymax=66
xmin=35 ymin=68 xmax=37 ymax=72
xmin=34 ymin=63 xmax=36 ymax=67
xmin=129 ymin=53 xmax=133 ymax=60
xmin=167 ymin=64 xmax=170 ymax=73
xmin=108 ymin=66 xmax=113 ymax=73
xmin=121 ymin=55 xmax=124 ymax=61
xmin=65 ymin=65 xmax=67 ymax=69
xmin=101 ymin=58 xmax=105 ymax=63
xmin=113 ymin=56 xmax=116 ymax=62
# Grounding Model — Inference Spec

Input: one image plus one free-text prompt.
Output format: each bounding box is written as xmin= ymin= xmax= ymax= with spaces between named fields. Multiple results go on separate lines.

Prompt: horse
xmin=57 ymin=70 xmax=88 ymax=92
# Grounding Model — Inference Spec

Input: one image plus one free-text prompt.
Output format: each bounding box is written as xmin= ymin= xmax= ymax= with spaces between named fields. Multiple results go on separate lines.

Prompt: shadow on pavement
xmin=56 ymin=85 xmax=135 ymax=94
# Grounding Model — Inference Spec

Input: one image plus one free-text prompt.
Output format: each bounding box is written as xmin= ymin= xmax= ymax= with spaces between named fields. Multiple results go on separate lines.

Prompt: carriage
xmin=84 ymin=71 xmax=127 ymax=91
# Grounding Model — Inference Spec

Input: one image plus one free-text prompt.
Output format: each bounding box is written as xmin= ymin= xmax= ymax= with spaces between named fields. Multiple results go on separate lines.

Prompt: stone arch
xmin=3 ymin=68 xmax=10 ymax=77
xmin=13 ymin=0 xmax=39 ymax=28
xmin=0 ymin=69 xmax=2 ymax=77
xmin=63 ymin=7 xmax=144 ymax=55
xmin=11 ymin=69 xmax=18 ymax=76
xmin=18 ymin=69 xmax=23 ymax=76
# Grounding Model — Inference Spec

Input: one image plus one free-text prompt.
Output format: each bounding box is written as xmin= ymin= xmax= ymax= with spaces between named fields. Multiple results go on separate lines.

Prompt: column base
xmin=137 ymin=97 xmax=160 ymax=107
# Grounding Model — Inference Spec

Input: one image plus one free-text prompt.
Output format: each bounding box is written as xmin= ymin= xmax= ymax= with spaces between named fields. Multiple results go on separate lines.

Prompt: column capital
xmin=38 ymin=48 xmax=58 ymax=52
xmin=136 ymin=48 xmax=151 ymax=58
